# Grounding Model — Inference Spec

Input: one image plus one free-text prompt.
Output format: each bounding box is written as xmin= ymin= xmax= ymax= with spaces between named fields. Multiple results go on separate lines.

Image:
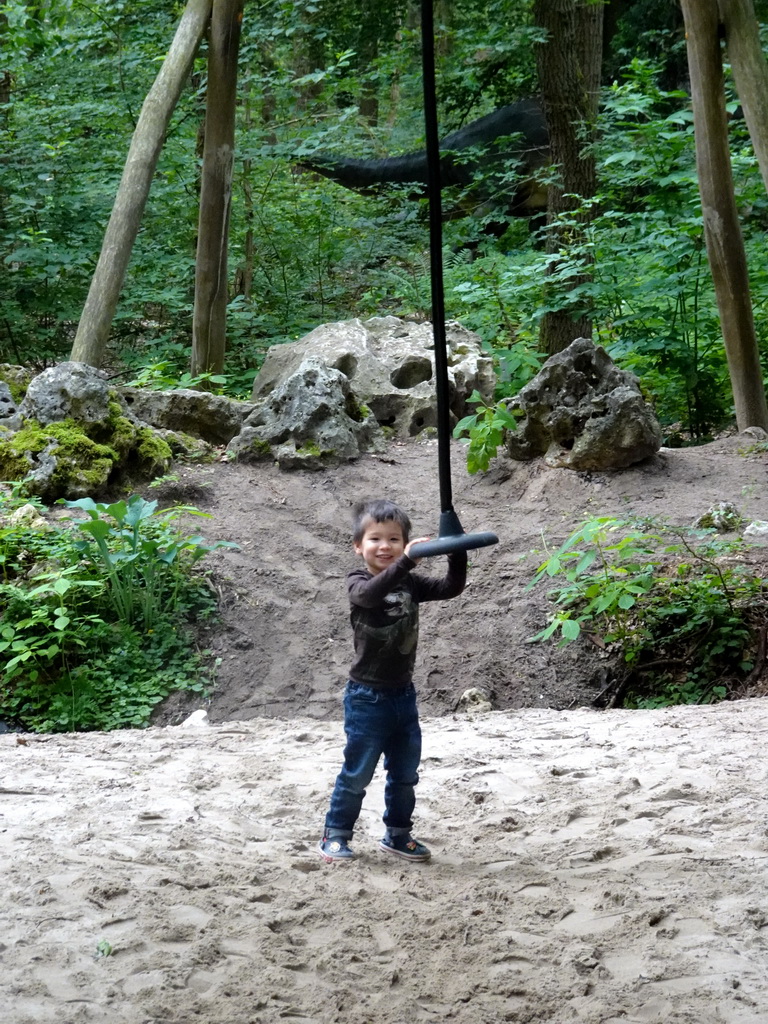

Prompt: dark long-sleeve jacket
xmin=347 ymin=551 xmax=467 ymax=689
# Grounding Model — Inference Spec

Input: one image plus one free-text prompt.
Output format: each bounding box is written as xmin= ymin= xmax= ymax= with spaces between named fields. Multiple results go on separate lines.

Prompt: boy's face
xmin=354 ymin=518 xmax=406 ymax=575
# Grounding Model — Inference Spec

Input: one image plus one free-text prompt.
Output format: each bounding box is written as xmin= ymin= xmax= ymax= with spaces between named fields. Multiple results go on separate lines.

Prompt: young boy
xmin=318 ymin=498 xmax=467 ymax=863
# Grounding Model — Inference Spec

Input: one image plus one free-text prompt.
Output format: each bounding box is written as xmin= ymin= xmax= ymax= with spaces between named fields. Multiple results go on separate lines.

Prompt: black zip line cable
xmin=408 ymin=0 xmax=498 ymax=559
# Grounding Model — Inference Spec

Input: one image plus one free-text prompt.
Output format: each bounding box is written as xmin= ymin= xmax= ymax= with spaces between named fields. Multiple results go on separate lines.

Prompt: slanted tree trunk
xmin=718 ymin=0 xmax=768 ymax=196
xmin=681 ymin=0 xmax=768 ymax=430
xmin=70 ymin=0 xmax=213 ymax=367
xmin=533 ymin=0 xmax=602 ymax=356
xmin=191 ymin=0 xmax=243 ymax=378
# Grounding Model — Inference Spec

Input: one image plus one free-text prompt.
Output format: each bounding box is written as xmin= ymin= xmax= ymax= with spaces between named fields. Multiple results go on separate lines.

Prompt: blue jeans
xmin=324 ymin=681 xmax=422 ymax=840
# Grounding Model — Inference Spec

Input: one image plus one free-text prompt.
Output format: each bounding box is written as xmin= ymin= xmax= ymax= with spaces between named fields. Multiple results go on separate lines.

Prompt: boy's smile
xmin=355 ymin=519 xmax=406 ymax=575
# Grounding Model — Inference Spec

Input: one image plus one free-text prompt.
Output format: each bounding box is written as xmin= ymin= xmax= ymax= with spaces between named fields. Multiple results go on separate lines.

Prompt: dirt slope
xmin=150 ymin=434 xmax=768 ymax=724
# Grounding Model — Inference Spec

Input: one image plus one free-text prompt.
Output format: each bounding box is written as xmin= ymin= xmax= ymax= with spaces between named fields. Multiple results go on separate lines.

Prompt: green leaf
xmin=64 ymin=497 xmax=102 ymax=518
xmin=453 ymin=414 xmax=477 ymax=437
xmin=574 ymin=550 xmax=597 ymax=576
xmin=494 ymin=405 xmax=517 ymax=429
xmin=78 ymin=519 xmax=112 ymax=542
xmin=528 ymin=620 xmax=560 ymax=642
xmin=560 ymin=618 xmax=581 ymax=641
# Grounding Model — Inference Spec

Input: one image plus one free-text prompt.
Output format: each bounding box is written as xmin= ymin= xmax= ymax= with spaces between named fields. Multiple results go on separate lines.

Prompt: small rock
xmin=177 ymin=710 xmax=209 ymax=728
xmin=458 ymin=687 xmax=493 ymax=714
xmin=741 ymin=426 xmax=768 ymax=441
xmin=694 ymin=502 xmax=743 ymax=532
xmin=7 ymin=503 xmax=48 ymax=530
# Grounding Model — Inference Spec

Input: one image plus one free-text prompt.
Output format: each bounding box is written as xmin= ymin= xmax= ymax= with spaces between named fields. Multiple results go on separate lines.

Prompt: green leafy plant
xmin=453 ymin=390 xmax=518 ymax=474
xmin=0 ymin=491 xmax=234 ymax=732
xmin=528 ymin=518 xmax=662 ymax=646
xmin=64 ymin=495 xmax=237 ymax=628
xmin=0 ymin=572 xmax=105 ymax=681
xmin=528 ymin=516 xmax=767 ymax=708
xmin=126 ymin=361 xmax=228 ymax=392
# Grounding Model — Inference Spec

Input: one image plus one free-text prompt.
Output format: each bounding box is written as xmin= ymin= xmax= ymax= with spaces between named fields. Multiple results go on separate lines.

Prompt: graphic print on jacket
xmin=350 ymin=584 xmax=419 ymax=688
xmin=347 ymin=552 xmax=467 ymax=689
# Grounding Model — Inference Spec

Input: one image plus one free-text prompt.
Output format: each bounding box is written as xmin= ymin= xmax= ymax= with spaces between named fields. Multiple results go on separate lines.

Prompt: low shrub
xmin=528 ymin=516 xmax=767 ymax=708
xmin=0 ymin=489 xmax=236 ymax=732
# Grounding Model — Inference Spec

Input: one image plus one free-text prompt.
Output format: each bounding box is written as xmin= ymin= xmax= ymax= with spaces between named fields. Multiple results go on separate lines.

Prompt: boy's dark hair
xmin=352 ymin=499 xmax=411 ymax=543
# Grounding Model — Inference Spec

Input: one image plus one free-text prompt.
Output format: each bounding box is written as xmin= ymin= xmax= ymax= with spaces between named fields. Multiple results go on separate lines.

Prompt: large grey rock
xmin=251 ymin=316 xmax=494 ymax=436
xmin=121 ymin=387 xmax=253 ymax=445
xmin=229 ymin=357 xmax=382 ymax=469
xmin=20 ymin=362 xmax=112 ymax=426
xmin=506 ymin=337 xmax=662 ymax=470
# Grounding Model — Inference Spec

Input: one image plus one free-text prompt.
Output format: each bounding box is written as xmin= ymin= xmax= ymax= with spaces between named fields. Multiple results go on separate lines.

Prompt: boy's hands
xmin=405 ymin=537 xmax=431 ymax=564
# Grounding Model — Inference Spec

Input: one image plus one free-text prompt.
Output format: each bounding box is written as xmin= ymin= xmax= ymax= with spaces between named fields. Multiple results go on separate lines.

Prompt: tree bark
xmin=358 ymin=0 xmax=381 ymax=125
xmin=681 ymin=0 xmax=768 ymax=430
xmin=718 ymin=0 xmax=768 ymax=196
xmin=533 ymin=0 xmax=602 ymax=356
xmin=70 ymin=0 xmax=213 ymax=367
xmin=191 ymin=0 xmax=243 ymax=378
xmin=290 ymin=9 xmax=325 ymax=110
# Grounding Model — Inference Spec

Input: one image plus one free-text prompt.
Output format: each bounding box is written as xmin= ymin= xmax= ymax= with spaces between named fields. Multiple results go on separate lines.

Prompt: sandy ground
xmin=3 ymin=700 xmax=768 ymax=1024
xmin=3 ymin=434 xmax=768 ymax=1023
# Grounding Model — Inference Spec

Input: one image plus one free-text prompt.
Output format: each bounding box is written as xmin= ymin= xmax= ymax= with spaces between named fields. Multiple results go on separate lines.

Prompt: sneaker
xmin=317 ymin=835 xmax=354 ymax=862
xmin=379 ymin=833 xmax=431 ymax=861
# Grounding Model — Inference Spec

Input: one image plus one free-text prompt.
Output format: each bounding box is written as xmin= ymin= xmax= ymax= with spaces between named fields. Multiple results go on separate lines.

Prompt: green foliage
xmin=0 ymin=3 xmax=188 ymax=363
xmin=0 ymin=493 xmax=68 ymax=581
xmin=0 ymin=488 xmax=233 ymax=732
xmin=452 ymin=390 xmax=518 ymax=474
xmin=588 ymin=67 xmax=734 ymax=441
xmin=63 ymin=495 xmax=236 ymax=629
xmin=2 ymin=3 xmax=766 ymax=454
xmin=446 ymin=61 xmax=762 ymax=460
xmin=529 ymin=517 xmax=766 ymax=708
xmin=126 ymin=361 xmax=228 ymax=392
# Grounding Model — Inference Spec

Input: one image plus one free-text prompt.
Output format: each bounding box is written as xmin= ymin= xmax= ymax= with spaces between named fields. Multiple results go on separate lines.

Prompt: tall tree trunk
xmin=234 ymin=81 xmax=255 ymax=302
xmin=291 ymin=10 xmax=325 ymax=110
xmin=358 ymin=0 xmax=380 ymax=125
xmin=533 ymin=0 xmax=602 ymax=356
xmin=0 ymin=6 xmax=10 ymax=106
xmin=191 ymin=0 xmax=243 ymax=378
xmin=0 ymin=11 xmax=11 ymax=233
xmin=718 ymin=0 xmax=768 ymax=196
xmin=680 ymin=0 xmax=768 ymax=431
xmin=70 ymin=0 xmax=212 ymax=367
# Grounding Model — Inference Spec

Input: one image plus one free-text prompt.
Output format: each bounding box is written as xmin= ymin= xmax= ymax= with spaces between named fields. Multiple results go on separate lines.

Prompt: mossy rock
xmin=133 ymin=427 xmax=173 ymax=476
xmin=694 ymin=501 xmax=744 ymax=532
xmin=0 ymin=365 xmax=35 ymax=405
xmin=226 ymin=430 xmax=274 ymax=463
xmin=0 ymin=420 xmax=118 ymax=501
xmin=157 ymin=430 xmax=217 ymax=462
xmin=0 ymin=416 xmax=172 ymax=503
xmin=275 ymin=441 xmax=336 ymax=470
